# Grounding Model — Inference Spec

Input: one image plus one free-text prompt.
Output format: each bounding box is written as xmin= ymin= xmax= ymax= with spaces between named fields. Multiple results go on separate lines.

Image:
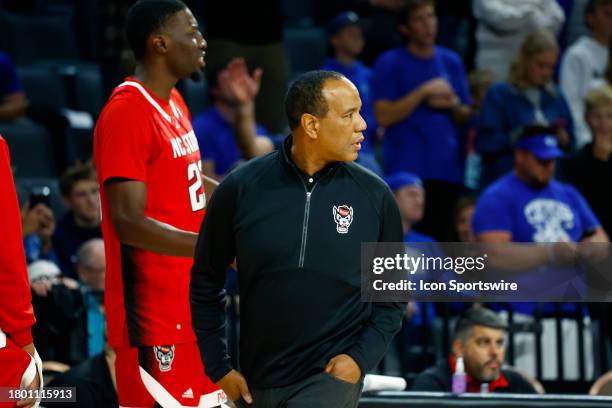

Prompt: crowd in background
xmin=1 ymin=0 xmax=612 ymax=402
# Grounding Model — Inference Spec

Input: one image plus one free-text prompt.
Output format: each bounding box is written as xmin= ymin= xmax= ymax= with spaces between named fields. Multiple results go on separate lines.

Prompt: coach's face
xmin=163 ymin=8 xmax=207 ymax=80
xmin=317 ymin=78 xmax=366 ymax=163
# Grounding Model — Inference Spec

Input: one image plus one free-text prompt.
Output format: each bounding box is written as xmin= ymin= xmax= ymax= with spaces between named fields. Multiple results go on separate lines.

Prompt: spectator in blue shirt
xmin=322 ymin=11 xmax=382 ymax=175
xmin=386 ymin=171 xmax=437 ymax=374
xmin=476 ymin=30 xmax=574 ymax=189
xmin=472 ymin=124 xmax=608 ymax=379
xmin=473 ymin=128 xmax=605 ymax=244
xmin=0 ymin=51 xmax=27 ymax=121
xmin=371 ymin=0 xmax=472 ymax=240
xmin=386 ymin=171 xmax=433 ymax=243
xmin=192 ymin=58 xmax=273 ymax=180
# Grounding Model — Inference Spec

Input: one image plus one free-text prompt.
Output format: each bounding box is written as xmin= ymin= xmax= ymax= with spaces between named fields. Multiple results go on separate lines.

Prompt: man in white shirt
xmin=560 ymin=0 xmax=612 ymax=147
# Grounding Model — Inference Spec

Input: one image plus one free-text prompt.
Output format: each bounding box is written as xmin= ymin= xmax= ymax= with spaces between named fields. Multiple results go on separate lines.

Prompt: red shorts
xmin=0 ymin=333 xmax=36 ymax=408
xmin=115 ymin=342 xmax=227 ymax=408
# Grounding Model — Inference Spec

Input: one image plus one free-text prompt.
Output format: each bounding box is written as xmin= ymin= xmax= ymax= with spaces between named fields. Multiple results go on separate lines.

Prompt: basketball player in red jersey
xmin=94 ymin=1 xmax=227 ymax=406
xmin=0 ymin=135 xmax=42 ymax=408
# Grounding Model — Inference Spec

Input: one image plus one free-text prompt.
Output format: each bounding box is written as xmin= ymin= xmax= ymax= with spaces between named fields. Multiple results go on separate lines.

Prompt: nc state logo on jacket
xmin=333 ymin=205 xmax=354 ymax=234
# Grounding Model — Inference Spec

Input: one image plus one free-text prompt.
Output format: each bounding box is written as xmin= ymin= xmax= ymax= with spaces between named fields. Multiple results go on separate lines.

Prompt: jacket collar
xmin=280 ymin=134 xmax=340 ymax=181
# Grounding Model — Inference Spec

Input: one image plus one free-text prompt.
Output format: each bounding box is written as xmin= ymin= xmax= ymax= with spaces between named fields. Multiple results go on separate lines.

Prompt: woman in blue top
xmin=476 ymin=29 xmax=574 ymax=189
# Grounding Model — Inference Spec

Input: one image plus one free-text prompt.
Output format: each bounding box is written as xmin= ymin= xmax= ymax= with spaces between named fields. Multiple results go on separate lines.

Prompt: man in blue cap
xmin=472 ymin=124 xmax=608 ymax=379
xmin=473 ymin=124 xmax=607 ymax=243
xmin=386 ymin=171 xmax=437 ymax=373
xmin=385 ymin=171 xmax=433 ymax=243
xmin=322 ymin=11 xmax=381 ymax=175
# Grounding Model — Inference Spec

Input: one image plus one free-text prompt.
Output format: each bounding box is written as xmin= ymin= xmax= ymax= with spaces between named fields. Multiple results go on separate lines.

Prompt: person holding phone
xmin=21 ymin=186 xmax=57 ymax=267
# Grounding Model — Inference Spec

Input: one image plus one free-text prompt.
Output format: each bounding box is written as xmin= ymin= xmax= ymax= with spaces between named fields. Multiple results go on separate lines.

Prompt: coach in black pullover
xmin=191 ymin=71 xmax=404 ymax=407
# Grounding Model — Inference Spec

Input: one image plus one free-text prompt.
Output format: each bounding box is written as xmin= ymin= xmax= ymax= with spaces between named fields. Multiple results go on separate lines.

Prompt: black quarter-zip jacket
xmin=190 ymin=136 xmax=405 ymax=389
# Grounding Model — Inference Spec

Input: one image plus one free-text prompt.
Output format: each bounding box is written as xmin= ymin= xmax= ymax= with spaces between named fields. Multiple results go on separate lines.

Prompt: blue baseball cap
xmin=385 ymin=172 xmax=423 ymax=192
xmin=514 ymin=134 xmax=564 ymax=160
xmin=326 ymin=11 xmax=360 ymax=36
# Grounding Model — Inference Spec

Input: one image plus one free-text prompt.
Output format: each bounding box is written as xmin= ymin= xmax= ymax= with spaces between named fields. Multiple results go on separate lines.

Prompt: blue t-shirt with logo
xmin=472 ymin=172 xmax=599 ymax=242
xmin=192 ymin=106 xmax=269 ymax=176
xmin=472 ymin=172 xmax=599 ymax=315
xmin=371 ymin=46 xmax=471 ymax=182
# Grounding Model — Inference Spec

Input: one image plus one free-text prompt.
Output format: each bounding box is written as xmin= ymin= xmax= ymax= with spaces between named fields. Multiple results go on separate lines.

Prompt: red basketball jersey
xmin=94 ymin=79 xmax=206 ymax=347
xmin=0 ymin=136 xmax=35 ymax=347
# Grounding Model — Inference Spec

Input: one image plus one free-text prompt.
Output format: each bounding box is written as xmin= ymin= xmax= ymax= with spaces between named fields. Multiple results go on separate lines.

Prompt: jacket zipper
xmin=298 ymin=191 xmax=312 ymax=267
xmin=291 ymin=167 xmax=319 ymax=268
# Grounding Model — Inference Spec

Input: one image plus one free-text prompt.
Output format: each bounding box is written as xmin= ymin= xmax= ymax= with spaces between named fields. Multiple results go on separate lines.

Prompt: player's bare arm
xmin=106 ymin=179 xmax=198 ymax=257
xmin=202 ymin=173 xmax=219 ymax=199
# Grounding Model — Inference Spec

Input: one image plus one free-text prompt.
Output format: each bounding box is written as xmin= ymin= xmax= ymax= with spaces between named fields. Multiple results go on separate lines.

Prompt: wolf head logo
xmin=333 ymin=205 xmax=354 ymax=234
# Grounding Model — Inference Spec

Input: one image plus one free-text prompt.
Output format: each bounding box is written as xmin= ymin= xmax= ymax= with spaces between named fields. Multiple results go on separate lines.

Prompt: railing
xmin=225 ymin=298 xmax=611 ymax=393
xmin=358 ymin=391 xmax=612 ymax=407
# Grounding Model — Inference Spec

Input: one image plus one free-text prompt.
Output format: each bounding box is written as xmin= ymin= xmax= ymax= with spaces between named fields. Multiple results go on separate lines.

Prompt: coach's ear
xmin=301 ymin=113 xmax=319 ymax=140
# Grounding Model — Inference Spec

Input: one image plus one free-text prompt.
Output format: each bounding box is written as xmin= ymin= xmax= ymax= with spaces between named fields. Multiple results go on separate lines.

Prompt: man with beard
xmin=472 ymin=124 xmax=607 ymax=244
xmin=411 ymin=306 xmax=537 ymax=393
xmin=94 ymin=0 xmax=228 ymax=406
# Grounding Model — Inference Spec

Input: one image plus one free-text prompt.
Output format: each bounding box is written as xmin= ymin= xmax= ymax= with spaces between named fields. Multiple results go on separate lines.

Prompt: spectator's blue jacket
xmin=476 ymin=81 xmax=574 ymax=187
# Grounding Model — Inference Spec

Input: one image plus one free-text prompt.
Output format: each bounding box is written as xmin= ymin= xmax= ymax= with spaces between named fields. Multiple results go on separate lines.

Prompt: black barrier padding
xmin=359 ymin=392 xmax=612 ymax=408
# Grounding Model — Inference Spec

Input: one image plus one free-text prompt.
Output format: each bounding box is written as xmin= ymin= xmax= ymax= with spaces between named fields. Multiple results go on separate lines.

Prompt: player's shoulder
xmin=170 ymin=87 xmax=190 ymax=114
xmin=98 ymin=86 xmax=150 ymax=124
xmin=0 ymin=134 xmax=8 ymax=159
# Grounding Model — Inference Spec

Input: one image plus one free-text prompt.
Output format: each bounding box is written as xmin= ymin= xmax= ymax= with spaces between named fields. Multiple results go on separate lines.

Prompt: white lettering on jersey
xmin=181 ymin=134 xmax=193 ymax=154
xmin=188 ymin=160 xmax=206 ymax=211
xmin=170 ymin=131 xmax=199 ymax=159
xmin=524 ymin=199 xmax=574 ymax=242
xmin=171 ymin=137 xmax=187 ymax=158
